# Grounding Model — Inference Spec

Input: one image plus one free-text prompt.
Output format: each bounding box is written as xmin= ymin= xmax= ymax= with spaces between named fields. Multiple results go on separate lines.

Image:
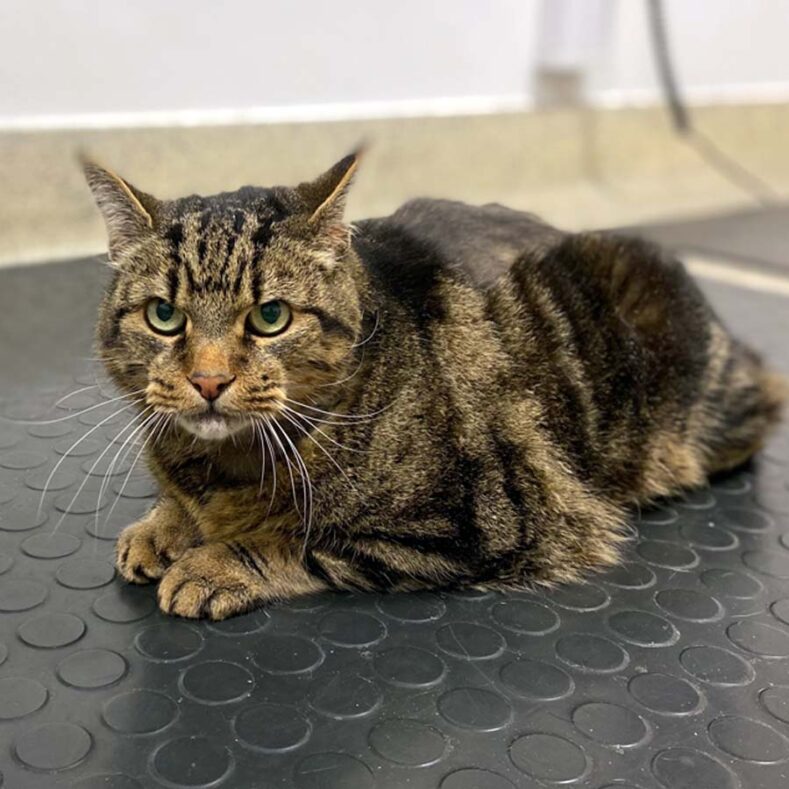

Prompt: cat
xmin=84 ymin=152 xmax=784 ymax=620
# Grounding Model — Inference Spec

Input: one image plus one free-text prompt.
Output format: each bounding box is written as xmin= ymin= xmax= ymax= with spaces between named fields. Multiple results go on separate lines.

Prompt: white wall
xmin=592 ymin=0 xmax=789 ymax=105
xmin=0 ymin=0 xmax=540 ymax=120
xmin=1 ymin=0 xmax=788 ymax=127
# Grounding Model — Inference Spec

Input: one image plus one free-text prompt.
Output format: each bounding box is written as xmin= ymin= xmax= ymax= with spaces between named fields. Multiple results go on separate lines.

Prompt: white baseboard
xmin=5 ymin=83 xmax=789 ymax=133
xmin=0 ymin=95 xmax=534 ymax=133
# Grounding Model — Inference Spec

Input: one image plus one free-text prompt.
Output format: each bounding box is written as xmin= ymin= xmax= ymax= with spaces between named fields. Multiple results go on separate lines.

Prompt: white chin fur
xmin=178 ymin=415 xmax=241 ymax=441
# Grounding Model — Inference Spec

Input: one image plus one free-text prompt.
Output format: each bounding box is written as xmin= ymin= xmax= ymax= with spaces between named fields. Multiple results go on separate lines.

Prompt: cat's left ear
xmin=295 ymin=150 xmax=361 ymax=247
xmin=82 ymin=159 xmax=160 ymax=263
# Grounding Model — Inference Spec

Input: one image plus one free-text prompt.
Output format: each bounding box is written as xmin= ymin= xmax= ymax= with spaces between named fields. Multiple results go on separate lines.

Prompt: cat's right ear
xmin=82 ymin=159 xmax=159 ymax=262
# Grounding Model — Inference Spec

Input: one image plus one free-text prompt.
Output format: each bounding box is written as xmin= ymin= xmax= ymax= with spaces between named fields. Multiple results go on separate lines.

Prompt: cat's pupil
xmin=260 ymin=302 xmax=281 ymax=324
xmin=156 ymin=302 xmax=175 ymax=322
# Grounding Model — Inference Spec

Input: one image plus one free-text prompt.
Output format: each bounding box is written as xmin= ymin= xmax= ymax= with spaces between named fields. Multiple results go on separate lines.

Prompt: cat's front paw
xmin=157 ymin=543 xmax=265 ymax=620
xmin=116 ymin=517 xmax=196 ymax=584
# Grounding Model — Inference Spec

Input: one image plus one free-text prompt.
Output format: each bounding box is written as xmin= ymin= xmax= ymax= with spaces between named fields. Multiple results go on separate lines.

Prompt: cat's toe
xmin=157 ymin=546 xmax=257 ymax=620
xmin=116 ymin=524 xmax=170 ymax=584
xmin=202 ymin=588 xmax=256 ymax=620
xmin=157 ymin=574 xmax=212 ymax=618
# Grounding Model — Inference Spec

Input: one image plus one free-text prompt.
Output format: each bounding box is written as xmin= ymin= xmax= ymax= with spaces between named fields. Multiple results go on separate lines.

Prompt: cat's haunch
xmin=84 ymin=153 xmax=784 ymax=620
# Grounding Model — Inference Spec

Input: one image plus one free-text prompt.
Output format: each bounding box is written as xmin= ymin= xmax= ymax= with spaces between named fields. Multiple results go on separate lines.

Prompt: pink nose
xmin=188 ymin=372 xmax=235 ymax=402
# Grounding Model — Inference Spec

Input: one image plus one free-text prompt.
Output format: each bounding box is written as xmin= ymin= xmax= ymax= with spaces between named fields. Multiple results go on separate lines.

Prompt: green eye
xmin=145 ymin=298 xmax=186 ymax=336
xmin=247 ymin=300 xmax=292 ymax=337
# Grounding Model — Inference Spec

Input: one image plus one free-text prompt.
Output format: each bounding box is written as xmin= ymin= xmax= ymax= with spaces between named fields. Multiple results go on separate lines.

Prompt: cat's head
xmin=85 ymin=153 xmax=365 ymax=441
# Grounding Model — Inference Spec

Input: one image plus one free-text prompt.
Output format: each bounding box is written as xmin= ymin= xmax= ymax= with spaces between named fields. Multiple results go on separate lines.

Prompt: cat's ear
xmin=295 ymin=150 xmax=361 ymax=246
xmin=82 ymin=159 xmax=159 ymax=261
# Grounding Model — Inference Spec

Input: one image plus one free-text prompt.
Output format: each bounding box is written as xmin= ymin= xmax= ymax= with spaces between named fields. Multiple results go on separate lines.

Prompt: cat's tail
xmin=703 ymin=342 xmax=786 ymax=475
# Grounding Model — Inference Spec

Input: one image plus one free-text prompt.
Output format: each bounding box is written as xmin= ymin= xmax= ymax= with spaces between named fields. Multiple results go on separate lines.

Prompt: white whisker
xmin=20 ymin=388 xmax=147 ymax=426
xmin=53 ymin=384 xmax=100 ymax=407
xmin=281 ymin=405 xmax=369 ymax=454
xmin=315 ymin=345 xmax=366 ymax=389
xmin=265 ymin=415 xmax=301 ymax=518
xmin=259 ymin=422 xmax=277 ymax=520
xmin=351 ymin=310 xmax=380 ymax=348
xmin=283 ymin=396 xmax=392 ymax=422
xmin=276 ymin=410 xmax=362 ymax=499
xmin=93 ymin=407 xmax=156 ymax=537
xmin=254 ymin=421 xmax=268 ymax=497
xmin=103 ymin=412 xmax=164 ymax=528
xmin=48 ymin=406 xmax=151 ymax=537
xmin=270 ymin=418 xmax=313 ymax=557
xmin=36 ymin=398 xmax=144 ymax=516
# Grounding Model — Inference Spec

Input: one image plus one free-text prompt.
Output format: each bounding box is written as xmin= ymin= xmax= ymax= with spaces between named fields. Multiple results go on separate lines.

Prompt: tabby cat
xmin=84 ymin=152 xmax=783 ymax=620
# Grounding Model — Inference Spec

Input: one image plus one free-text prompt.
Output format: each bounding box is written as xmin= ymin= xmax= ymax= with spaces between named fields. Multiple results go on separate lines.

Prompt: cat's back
xmin=355 ymin=198 xmax=564 ymax=289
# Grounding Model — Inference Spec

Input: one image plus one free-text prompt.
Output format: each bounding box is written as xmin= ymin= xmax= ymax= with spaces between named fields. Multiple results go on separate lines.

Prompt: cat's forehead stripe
xmin=167 ymin=263 xmax=180 ymax=304
xmin=160 ymin=213 xmax=268 ymax=299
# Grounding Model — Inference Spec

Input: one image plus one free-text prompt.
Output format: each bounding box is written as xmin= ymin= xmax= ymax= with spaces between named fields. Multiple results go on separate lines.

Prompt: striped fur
xmin=84 ymin=155 xmax=784 ymax=620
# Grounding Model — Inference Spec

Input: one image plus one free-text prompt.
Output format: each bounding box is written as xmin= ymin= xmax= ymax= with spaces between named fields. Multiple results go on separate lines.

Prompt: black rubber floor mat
xmin=0 ymin=262 xmax=788 ymax=788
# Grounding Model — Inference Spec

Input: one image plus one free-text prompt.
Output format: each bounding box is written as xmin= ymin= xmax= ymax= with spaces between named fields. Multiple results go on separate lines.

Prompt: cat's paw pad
xmin=157 ymin=544 xmax=259 ymax=620
xmin=116 ymin=520 xmax=188 ymax=584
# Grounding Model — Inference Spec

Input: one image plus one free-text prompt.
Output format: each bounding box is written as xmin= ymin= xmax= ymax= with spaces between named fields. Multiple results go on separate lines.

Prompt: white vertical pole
xmin=533 ymin=0 xmax=614 ymax=106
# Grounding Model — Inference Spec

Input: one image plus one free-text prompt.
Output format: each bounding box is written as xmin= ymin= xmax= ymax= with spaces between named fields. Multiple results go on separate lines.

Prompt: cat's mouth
xmin=177 ymin=410 xmax=246 ymax=441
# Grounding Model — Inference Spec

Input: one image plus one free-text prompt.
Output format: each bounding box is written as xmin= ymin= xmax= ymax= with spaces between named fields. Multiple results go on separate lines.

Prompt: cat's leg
xmin=156 ymin=525 xmax=474 ymax=620
xmin=157 ymin=538 xmax=327 ymax=620
xmin=116 ymin=496 xmax=201 ymax=584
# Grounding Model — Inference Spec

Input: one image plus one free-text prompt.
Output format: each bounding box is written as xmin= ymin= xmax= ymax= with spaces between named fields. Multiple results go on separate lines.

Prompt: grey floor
xmin=0 ymin=210 xmax=788 ymax=788
xmin=637 ymin=205 xmax=789 ymax=276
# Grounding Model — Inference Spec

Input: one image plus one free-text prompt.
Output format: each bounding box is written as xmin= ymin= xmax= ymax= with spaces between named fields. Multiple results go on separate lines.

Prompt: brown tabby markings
xmin=84 ymin=154 xmax=784 ymax=620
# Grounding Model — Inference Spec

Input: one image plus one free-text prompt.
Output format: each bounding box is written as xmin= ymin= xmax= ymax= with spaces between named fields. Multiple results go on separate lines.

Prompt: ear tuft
xmin=82 ymin=157 xmax=158 ymax=261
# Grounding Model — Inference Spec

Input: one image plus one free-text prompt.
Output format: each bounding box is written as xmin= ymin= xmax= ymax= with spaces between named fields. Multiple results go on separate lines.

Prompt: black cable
xmin=646 ymin=0 xmax=779 ymax=204
xmin=646 ymin=0 xmax=690 ymax=134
